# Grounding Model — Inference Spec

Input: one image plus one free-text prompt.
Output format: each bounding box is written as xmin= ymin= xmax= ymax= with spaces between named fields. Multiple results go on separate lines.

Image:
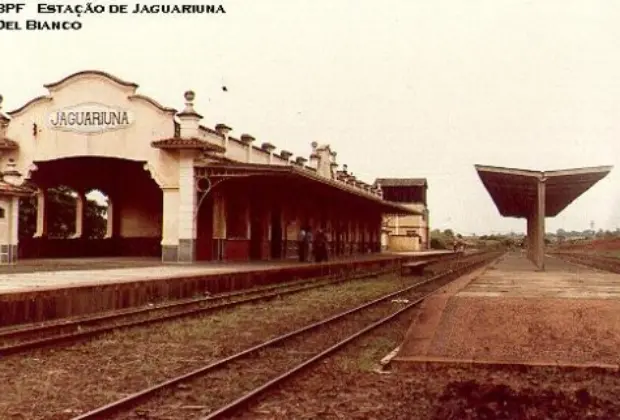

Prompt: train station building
xmin=374 ymin=178 xmax=430 ymax=252
xmin=0 ymin=71 xmax=419 ymax=264
xmin=475 ymin=164 xmax=612 ymax=270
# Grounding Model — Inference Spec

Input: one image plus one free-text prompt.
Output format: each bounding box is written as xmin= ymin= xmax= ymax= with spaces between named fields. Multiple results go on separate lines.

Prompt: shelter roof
xmin=475 ymin=164 xmax=613 ymax=217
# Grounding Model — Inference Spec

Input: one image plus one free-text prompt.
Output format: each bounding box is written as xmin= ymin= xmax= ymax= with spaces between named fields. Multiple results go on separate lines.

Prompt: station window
xmin=0 ymin=207 xmax=4 ymax=219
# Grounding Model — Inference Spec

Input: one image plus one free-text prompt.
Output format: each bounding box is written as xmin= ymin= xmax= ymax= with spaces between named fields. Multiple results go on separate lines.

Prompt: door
xmin=196 ymin=195 xmax=214 ymax=260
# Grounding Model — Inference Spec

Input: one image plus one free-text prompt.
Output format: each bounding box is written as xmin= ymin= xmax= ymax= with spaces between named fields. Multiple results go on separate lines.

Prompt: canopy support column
xmin=534 ymin=179 xmax=546 ymax=270
xmin=526 ymin=179 xmax=546 ymax=270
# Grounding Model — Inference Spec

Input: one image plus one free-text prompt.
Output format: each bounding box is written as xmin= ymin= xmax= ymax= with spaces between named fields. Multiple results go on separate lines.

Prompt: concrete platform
xmin=0 ymin=250 xmax=454 ymax=294
xmin=0 ymin=251 xmax=458 ymax=327
xmin=392 ymin=250 xmax=456 ymax=257
xmin=0 ymin=260 xmax=291 ymax=294
xmin=393 ymin=252 xmax=620 ymax=368
xmin=0 ymin=257 xmax=161 ymax=275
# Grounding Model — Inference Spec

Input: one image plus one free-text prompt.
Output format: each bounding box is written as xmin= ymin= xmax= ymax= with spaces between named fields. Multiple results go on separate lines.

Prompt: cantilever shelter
xmin=475 ymin=164 xmax=612 ymax=270
xmin=0 ymin=70 xmax=418 ymax=264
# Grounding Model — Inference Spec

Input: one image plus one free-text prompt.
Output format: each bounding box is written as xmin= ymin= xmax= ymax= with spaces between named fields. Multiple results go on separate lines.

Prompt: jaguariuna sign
xmin=47 ymin=103 xmax=134 ymax=134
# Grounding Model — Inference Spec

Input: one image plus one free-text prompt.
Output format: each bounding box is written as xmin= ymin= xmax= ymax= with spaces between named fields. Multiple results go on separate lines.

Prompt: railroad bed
xmin=0 ymin=252 xmax=458 ymax=327
xmin=68 ymin=252 xmax=499 ymax=420
xmin=550 ymin=251 xmax=620 ymax=273
xmin=0 ymin=252 xmax=473 ymax=356
xmin=0 ymin=267 xmax=395 ymax=356
xmin=0 ymin=252 xmax=497 ymax=420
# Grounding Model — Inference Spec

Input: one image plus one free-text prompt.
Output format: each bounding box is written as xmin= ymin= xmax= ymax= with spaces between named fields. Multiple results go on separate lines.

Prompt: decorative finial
xmin=179 ymin=90 xmax=201 ymax=117
xmin=311 ymin=141 xmax=318 ymax=150
xmin=343 ymin=164 xmax=348 ymax=172
xmin=0 ymin=94 xmax=3 ymax=110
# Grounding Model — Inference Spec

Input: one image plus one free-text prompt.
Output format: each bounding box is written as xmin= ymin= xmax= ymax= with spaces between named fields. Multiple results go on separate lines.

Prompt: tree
xmin=19 ymin=186 xmax=108 ymax=239
xmin=18 ymin=195 xmax=37 ymax=240
xmin=430 ymin=230 xmax=448 ymax=249
xmin=84 ymin=198 xmax=108 ymax=238
xmin=46 ymin=186 xmax=77 ymax=238
xmin=430 ymin=237 xmax=447 ymax=250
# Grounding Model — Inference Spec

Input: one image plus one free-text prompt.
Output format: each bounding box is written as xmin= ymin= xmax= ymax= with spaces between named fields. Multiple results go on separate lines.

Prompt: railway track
xmin=0 ymin=267 xmax=399 ymax=356
xmin=0 ymin=255 xmax=466 ymax=356
xmin=550 ymin=252 xmax=620 ymax=273
xmin=72 ymin=251 xmax=499 ymax=420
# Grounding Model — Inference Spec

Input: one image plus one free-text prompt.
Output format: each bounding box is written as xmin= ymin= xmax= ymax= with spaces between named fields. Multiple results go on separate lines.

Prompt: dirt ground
xmin=556 ymin=237 xmax=620 ymax=258
xmin=235 ymin=304 xmax=620 ymax=420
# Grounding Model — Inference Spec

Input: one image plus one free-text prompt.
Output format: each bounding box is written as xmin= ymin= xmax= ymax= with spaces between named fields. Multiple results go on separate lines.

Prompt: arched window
xmin=0 ymin=207 xmax=5 ymax=219
xmin=46 ymin=185 xmax=78 ymax=238
xmin=84 ymin=189 xmax=110 ymax=239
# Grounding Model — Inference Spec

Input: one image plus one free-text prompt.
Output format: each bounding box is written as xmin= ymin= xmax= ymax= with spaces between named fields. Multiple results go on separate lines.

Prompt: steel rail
xmin=202 ymin=256 xmax=497 ymax=419
xmin=551 ymin=252 xmax=620 ymax=272
xmin=0 ymin=266 xmax=402 ymax=356
xmin=72 ymin=252 xmax=497 ymax=420
xmin=202 ymin=267 xmax=469 ymax=419
xmin=0 ymin=271 xmax=344 ymax=336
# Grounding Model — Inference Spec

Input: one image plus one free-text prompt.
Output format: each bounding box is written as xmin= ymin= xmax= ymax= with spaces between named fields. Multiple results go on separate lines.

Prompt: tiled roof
xmin=0 ymin=138 xmax=18 ymax=150
xmin=374 ymin=178 xmax=427 ymax=187
xmin=0 ymin=181 xmax=33 ymax=196
xmin=151 ymin=137 xmax=225 ymax=153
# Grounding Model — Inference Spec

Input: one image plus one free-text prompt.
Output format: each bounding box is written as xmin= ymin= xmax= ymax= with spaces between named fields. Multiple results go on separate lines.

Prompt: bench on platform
xmin=401 ymin=260 xmax=435 ymax=276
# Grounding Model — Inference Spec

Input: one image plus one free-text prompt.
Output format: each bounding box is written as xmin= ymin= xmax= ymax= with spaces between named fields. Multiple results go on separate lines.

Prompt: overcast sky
xmin=2 ymin=1 xmax=619 ymax=235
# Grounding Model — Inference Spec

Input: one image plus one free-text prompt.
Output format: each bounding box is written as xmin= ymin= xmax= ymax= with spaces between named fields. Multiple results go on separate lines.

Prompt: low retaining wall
xmin=0 ymin=253 xmax=458 ymax=327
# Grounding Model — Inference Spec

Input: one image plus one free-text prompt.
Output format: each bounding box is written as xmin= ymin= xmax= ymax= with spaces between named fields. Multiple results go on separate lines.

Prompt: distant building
xmin=374 ymin=178 xmax=430 ymax=251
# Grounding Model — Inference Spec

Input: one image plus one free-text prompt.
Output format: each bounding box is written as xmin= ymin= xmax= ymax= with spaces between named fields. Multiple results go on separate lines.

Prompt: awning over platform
xmin=475 ymin=164 xmax=612 ymax=218
xmin=195 ymin=162 xmax=420 ymax=215
xmin=475 ymin=164 xmax=613 ymax=270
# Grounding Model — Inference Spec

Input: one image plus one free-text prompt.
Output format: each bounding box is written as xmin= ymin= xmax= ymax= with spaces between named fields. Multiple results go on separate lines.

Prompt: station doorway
xmin=19 ymin=156 xmax=163 ymax=259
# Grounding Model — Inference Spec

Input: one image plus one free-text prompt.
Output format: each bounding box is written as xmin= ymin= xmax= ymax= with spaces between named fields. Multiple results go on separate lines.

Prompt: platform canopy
xmin=475 ymin=164 xmax=612 ymax=270
xmin=475 ymin=165 xmax=613 ymax=218
xmin=195 ymin=161 xmax=421 ymax=215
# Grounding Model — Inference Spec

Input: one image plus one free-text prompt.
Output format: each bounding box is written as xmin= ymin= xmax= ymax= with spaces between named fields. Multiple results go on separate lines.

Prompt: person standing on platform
xmin=298 ymin=227 xmax=307 ymax=262
xmin=305 ymin=227 xmax=313 ymax=262
xmin=314 ymin=229 xmax=329 ymax=263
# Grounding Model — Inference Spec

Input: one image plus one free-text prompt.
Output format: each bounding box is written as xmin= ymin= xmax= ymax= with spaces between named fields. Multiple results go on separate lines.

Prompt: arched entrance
xmin=19 ymin=156 xmax=163 ymax=258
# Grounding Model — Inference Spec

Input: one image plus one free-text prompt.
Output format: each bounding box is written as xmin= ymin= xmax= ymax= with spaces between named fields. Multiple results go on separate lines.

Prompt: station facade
xmin=0 ymin=71 xmax=418 ymax=263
